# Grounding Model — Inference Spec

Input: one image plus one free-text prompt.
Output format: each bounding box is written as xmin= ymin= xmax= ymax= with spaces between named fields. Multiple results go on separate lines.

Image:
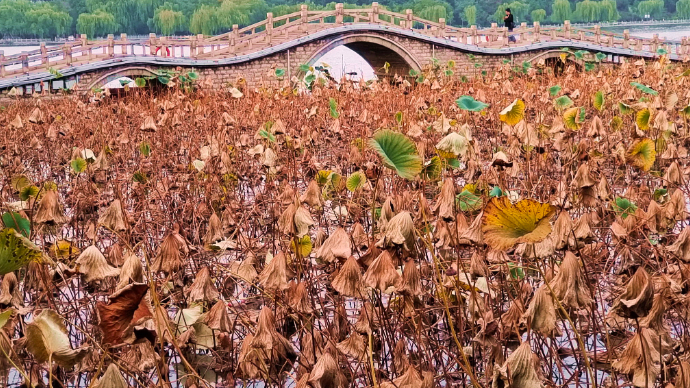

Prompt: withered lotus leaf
xmin=363 ymin=250 xmax=402 ymax=292
xmin=612 ymin=328 xmax=667 ymax=387
xmin=34 ymin=189 xmax=68 ymax=225
xmin=493 ymin=341 xmax=544 ymax=388
xmin=377 ymin=211 xmax=415 ymax=251
xmin=316 ymin=227 xmax=352 ymax=263
xmin=548 ymin=252 xmax=593 ymax=310
xmin=98 ymin=199 xmax=128 ymax=232
xmin=76 ymin=245 xmax=120 ymax=283
xmin=186 ymin=266 xmax=220 ymax=302
xmin=258 ymin=251 xmax=294 ymax=292
xmin=331 ymin=256 xmax=365 ymax=298
xmin=93 ymin=363 xmax=128 ymax=388
xmin=482 ymin=197 xmax=556 ymax=251
xmin=26 ymin=309 xmax=89 ymax=368
xmin=613 ymin=267 xmax=654 ymax=319
xmin=97 ymin=283 xmax=152 ymax=345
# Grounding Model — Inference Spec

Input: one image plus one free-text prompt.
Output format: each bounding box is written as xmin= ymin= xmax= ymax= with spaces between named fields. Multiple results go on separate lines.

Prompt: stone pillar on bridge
xmin=266 ymin=12 xmax=273 ymax=43
xmin=149 ymin=33 xmax=157 ymax=56
xmin=336 ymin=3 xmax=344 ymax=24
xmin=470 ymin=25 xmax=477 ymax=44
xmin=120 ymin=33 xmax=128 ymax=55
xmin=196 ymin=34 xmax=204 ymax=57
xmin=594 ymin=25 xmax=601 ymax=44
xmin=370 ymin=2 xmax=379 ymax=23
xmin=564 ymin=20 xmax=571 ymax=39
xmin=438 ymin=18 xmax=446 ymax=38
xmin=405 ymin=9 xmax=413 ymax=29
xmin=533 ymin=21 xmax=540 ymax=42
xmin=230 ymin=25 xmax=239 ymax=53
xmin=300 ymin=5 xmax=309 ymax=32
xmin=40 ymin=43 xmax=48 ymax=65
xmin=623 ymin=30 xmax=630 ymax=48
xmin=107 ymin=34 xmax=115 ymax=57
xmin=491 ymin=23 xmax=497 ymax=43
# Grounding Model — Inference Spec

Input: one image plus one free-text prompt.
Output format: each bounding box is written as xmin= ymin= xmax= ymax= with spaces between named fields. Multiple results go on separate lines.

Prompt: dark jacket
xmin=504 ymin=14 xmax=514 ymax=30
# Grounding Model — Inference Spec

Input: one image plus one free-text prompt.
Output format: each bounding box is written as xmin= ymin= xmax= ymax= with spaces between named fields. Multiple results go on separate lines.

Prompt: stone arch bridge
xmin=1 ymin=3 xmax=687 ymax=94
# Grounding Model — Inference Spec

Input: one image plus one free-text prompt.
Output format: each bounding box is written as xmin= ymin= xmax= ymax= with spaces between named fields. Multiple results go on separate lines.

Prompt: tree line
xmin=0 ymin=0 xmax=688 ymax=39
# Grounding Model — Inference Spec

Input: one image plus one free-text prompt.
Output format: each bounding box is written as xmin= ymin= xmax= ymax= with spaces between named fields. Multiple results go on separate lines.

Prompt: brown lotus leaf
xmin=666 ymin=189 xmax=688 ymax=221
xmin=669 ymin=227 xmax=690 ymax=262
xmin=98 ymin=199 xmax=128 ymax=232
xmin=0 ymin=273 xmax=22 ymax=309
xmin=362 ymin=250 xmax=402 ymax=292
xmin=107 ymin=243 xmax=124 ymax=267
xmin=676 ymin=361 xmax=690 ymax=388
xmin=151 ymin=224 xmax=187 ymax=274
xmin=331 ymin=256 xmax=365 ymax=298
xmin=10 ymin=114 xmax=23 ymax=129
xmin=613 ymin=267 xmax=654 ymax=319
xmin=399 ymin=259 xmax=422 ymax=296
xmin=258 ymin=251 xmax=294 ymax=292
xmin=201 ymin=300 xmax=233 ymax=332
xmin=140 ymin=116 xmax=157 ymax=131
xmin=34 ymin=189 xmax=68 ymax=225
xmin=351 ymin=222 xmax=369 ymax=251
xmin=572 ymin=163 xmax=597 ymax=188
xmin=354 ymin=302 xmax=376 ymax=334
xmin=308 ymin=351 xmax=339 ymax=388
xmin=116 ymin=252 xmax=143 ymax=291
xmin=492 ymin=341 xmax=544 ymax=388
xmin=76 ymin=245 xmax=120 ymax=283
xmin=186 ymin=267 xmax=220 ymax=302
xmin=645 ymin=200 xmax=668 ymax=234
xmin=434 ymin=219 xmax=455 ymax=249
xmin=26 ymin=309 xmax=89 ymax=368
xmin=552 ymin=211 xmax=573 ymax=250
xmin=204 ymin=212 xmax=223 ymax=245
xmin=121 ymin=341 xmax=158 ymax=373
xmin=549 ymin=251 xmax=593 ymax=310
xmin=612 ymin=327 xmax=670 ymax=388
xmin=93 ymin=363 xmax=127 ymax=388
xmin=316 ymin=227 xmax=351 ymax=263
xmin=97 ymin=283 xmax=152 ymax=345
xmin=522 ymin=285 xmax=559 ymax=337
xmin=336 ymin=332 xmax=367 ymax=361
xmin=460 ymin=212 xmax=484 ymax=245
xmin=664 ymin=161 xmax=682 ymax=185
xmin=300 ymin=180 xmax=322 ymax=208
xmin=433 ymin=179 xmax=456 ymax=221
xmin=287 ymin=281 xmax=313 ymax=314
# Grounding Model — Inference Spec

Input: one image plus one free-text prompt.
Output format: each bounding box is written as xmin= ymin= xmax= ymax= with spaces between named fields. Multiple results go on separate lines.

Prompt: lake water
xmin=2 ymin=24 xmax=689 ymax=84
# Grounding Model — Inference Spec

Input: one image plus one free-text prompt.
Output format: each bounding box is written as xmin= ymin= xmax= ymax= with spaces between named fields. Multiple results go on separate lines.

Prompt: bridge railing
xmin=1 ymin=2 xmax=689 ymax=80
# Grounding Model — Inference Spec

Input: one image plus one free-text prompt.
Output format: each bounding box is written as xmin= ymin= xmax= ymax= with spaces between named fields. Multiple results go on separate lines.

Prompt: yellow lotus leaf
xmin=563 ymin=107 xmax=581 ymax=130
xmin=482 ymin=197 xmax=556 ymax=251
xmin=500 ymin=99 xmax=525 ymax=126
xmin=636 ymin=108 xmax=651 ymax=131
xmin=626 ymin=138 xmax=656 ymax=171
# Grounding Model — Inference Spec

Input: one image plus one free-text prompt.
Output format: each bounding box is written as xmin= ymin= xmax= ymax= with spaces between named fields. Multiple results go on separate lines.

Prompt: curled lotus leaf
xmin=455 ymin=95 xmax=489 ymax=111
xmin=369 ymin=130 xmax=422 ymax=180
xmin=482 ymin=197 xmax=556 ymax=251
xmin=500 ymin=99 xmax=525 ymax=126
xmin=626 ymin=138 xmax=656 ymax=171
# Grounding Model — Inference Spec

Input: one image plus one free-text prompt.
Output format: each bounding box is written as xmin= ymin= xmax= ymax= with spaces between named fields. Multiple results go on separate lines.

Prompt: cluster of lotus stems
xmin=0 ymin=54 xmax=689 ymax=388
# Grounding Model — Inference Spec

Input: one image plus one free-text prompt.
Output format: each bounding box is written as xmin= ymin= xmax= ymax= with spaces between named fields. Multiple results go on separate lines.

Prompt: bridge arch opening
xmin=306 ymin=34 xmax=421 ymax=81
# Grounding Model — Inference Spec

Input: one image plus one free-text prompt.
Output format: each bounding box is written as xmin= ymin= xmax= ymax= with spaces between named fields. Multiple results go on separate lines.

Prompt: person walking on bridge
xmin=504 ymin=8 xmax=516 ymax=43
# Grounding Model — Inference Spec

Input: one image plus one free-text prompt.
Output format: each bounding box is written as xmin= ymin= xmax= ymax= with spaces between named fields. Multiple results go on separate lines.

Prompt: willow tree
xmin=573 ymin=0 xmax=600 ymax=21
xmin=189 ymin=5 xmax=221 ymax=35
xmin=550 ymin=0 xmax=572 ymax=22
xmin=464 ymin=5 xmax=477 ymax=25
xmin=152 ymin=6 xmax=186 ymax=35
xmin=637 ymin=0 xmax=664 ymax=17
xmin=26 ymin=5 xmax=73 ymax=38
xmin=678 ymin=0 xmax=690 ymax=18
xmin=599 ymin=0 xmax=619 ymax=21
xmin=76 ymin=10 xmax=118 ymax=37
xmin=493 ymin=1 xmax=529 ymax=23
xmin=409 ymin=0 xmax=454 ymax=24
xmin=531 ymin=8 xmax=546 ymax=21
xmin=85 ymin=0 xmax=163 ymax=34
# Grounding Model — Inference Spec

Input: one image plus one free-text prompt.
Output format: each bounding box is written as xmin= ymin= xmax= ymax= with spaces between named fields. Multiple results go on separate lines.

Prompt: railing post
xmin=594 ymin=25 xmax=601 ymax=44
xmin=0 ymin=51 xmax=5 ymax=77
xmin=405 ymin=9 xmax=413 ymax=29
xmin=623 ymin=29 xmax=630 ymax=48
xmin=471 ymin=25 xmax=478 ymax=44
xmin=564 ymin=20 xmax=571 ymax=39
xmin=62 ymin=45 xmax=72 ymax=65
xmin=266 ymin=12 xmax=273 ymax=43
xmin=149 ymin=33 xmax=157 ymax=56
xmin=438 ymin=18 xmax=446 ymax=38
xmin=520 ymin=22 xmax=526 ymax=41
xmin=336 ymin=3 xmax=344 ymax=24
xmin=502 ymin=26 xmax=509 ymax=47
xmin=80 ymin=34 xmax=87 ymax=46
xmin=107 ymin=34 xmax=114 ymax=57
xmin=300 ymin=4 xmax=309 ymax=32
xmin=230 ymin=24 xmax=238 ymax=53
xmin=651 ymin=34 xmax=659 ymax=53
xmin=491 ymin=23 xmax=497 ymax=43
xmin=371 ymin=2 xmax=379 ymax=23
xmin=40 ymin=43 xmax=48 ymax=65
xmin=120 ymin=33 xmax=128 ymax=55
xmin=533 ymin=21 xmax=540 ymax=42
xmin=190 ymin=35 xmax=197 ymax=58
xmin=196 ymin=34 xmax=204 ymax=57
xmin=160 ymin=37 xmax=168 ymax=57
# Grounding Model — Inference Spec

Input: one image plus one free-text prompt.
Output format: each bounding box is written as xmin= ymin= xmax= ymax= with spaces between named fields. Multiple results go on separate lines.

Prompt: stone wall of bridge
xmin=73 ymin=31 xmax=583 ymax=92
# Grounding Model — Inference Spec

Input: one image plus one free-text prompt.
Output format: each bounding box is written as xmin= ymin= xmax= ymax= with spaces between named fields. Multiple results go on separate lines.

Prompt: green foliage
xmin=613 ymin=197 xmax=637 ymax=219
xmin=631 ymin=82 xmax=658 ymax=95
xmin=329 ymin=98 xmax=339 ymax=118
xmin=531 ymin=8 xmax=546 ymax=21
xmin=572 ymin=0 xmax=618 ymax=22
xmin=549 ymin=85 xmax=562 ymax=96
xmin=464 ymin=5 xmax=477 ymax=25
xmin=2 ymin=212 xmax=30 ymax=237
xmin=637 ymin=0 xmax=664 ymax=17
xmin=456 ymin=190 xmax=483 ymax=211
xmin=71 ymin=158 xmax=87 ymax=174
xmin=551 ymin=0 xmax=572 ymax=22
xmin=678 ymin=0 xmax=690 ymax=18
xmin=152 ymin=6 xmax=186 ymax=35
xmin=369 ymin=130 xmax=422 ymax=180
xmin=456 ymin=95 xmax=489 ymax=111
xmin=493 ymin=1 xmax=529 ymax=23
xmin=77 ymin=10 xmax=118 ymax=37
xmin=0 ymin=0 xmax=73 ymax=38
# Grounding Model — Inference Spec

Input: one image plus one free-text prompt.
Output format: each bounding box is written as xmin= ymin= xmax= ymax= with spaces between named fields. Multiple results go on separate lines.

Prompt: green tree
xmin=26 ymin=5 xmax=73 ymax=37
xmin=531 ymin=8 xmax=546 ymax=20
xmin=678 ymin=0 xmax=690 ymax=17
xmin=573 ymin=0 xmax=600 ymax=21
xmin=76 ymin=10 xmax=118 ymax=37
xmin=493 ymin=1 xmax=529 ymax=23
xmin=85 ymin=0 xmax=163 ymax=34
xmin=464 ymin=4 xmax=477 ymax=24
xmin=152 ymin=5 xmax=186 ymax=35
xmin=637 ymin=0 xmax=664 ymax=16
xmin=189 ymin=4 xmax=220 ymax=35
xmin=550 ymin=0 xmax=572 ymax=22
xmin=408 ymin=0 xmax=455 ymax=23
xmin=599 ymin=0 xmax=619 ymax=20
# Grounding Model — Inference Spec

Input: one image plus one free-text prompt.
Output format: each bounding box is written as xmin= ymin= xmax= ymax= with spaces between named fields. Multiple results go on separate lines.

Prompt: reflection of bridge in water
xmin=1 ymin=2 xmax=687 ymax=94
